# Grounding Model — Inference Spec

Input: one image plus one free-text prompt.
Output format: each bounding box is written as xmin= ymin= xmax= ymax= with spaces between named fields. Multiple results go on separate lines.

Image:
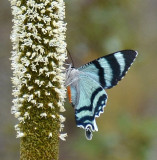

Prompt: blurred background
xmin=0 ymin=0 xmax=157 ymax=160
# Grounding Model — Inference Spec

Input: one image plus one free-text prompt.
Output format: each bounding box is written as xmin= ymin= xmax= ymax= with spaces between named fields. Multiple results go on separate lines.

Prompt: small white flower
xmin=37 ymin=103 xmax=43 ymax=108
xmin=48 ymin=132 xmax=53 ymax=138
xmin=31 ymin=100 xmax=36 ymax=104
xmin=35 ymin=91 xmax=41 ymax=97
xmin=23 ymin=94 xmax=29 ymax=99
xmin=41 ymin=9 xmax=45 ymax=14
xmin=59 ymin=106 xmax=66 ymax=112
xmin=14 ymin=124 xmax=20 ymax=131
xmin=48 ymin=103 xmax=54 ymax=109
xmin=59 ymin=133 xmax=67 ymax=141
xmin=46 ymin=81 xmax=53 ymax=88
xmin=58 ymin=101 xmax=66 ymax=112
xmin=16 ymin=131 xmax=25 ymax=138
xmin=26 ymin=52 xmax=31 ymax=57
xmin=18 ymin=117 xmax=25 ymax=122
xmin=24 ymin=112 xmax=30 ymax=119
xmin=42 ymin=28 xmax=47 ymax=34
xmin=45 ymin=91 xmax=50 ymax=96
xmin=60 ymin=124 xmax=64 ymax=132
xmin=59 ymin=115 xmax=66 ymax=123
xmin=27 ymin=106 xmax=31 ymax=109
xmin=51 ymin=115 xmax=56 ymax=119
xmin=15 ymin=112 xmax=21 ymax=118
xmin=28 ymin=86 xmax=33 ymax=91
xmin=40 ymin=113 xmax=47 ymax=118
xmin=27 ymin=94 xmax=34 ymax=102
xmin=26 ymin=74 xmax=31 ymax=80
xmin=11 ymin=106 xmax=18 ymax=114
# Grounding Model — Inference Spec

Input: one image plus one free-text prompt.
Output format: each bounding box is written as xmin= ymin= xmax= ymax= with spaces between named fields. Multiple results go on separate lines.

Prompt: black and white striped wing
xmin=78 ymin=50 xmax=138 ymax=89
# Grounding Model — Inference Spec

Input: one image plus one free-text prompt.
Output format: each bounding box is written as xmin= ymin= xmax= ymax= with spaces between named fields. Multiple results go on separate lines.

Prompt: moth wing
xmin=69 ymin=74 xmax=108 ymax=140
xmin=78 ymin=50 xmax=138 ymax=89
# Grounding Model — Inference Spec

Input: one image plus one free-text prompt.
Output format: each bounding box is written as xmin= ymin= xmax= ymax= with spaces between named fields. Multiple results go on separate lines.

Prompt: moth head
xmin=85 ymin=126 xmax=93 ymax=140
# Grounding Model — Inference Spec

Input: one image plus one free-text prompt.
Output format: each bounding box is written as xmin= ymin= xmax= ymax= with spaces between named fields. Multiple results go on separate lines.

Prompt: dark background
xmin=0 ymin=0 xmax=157 ymax=160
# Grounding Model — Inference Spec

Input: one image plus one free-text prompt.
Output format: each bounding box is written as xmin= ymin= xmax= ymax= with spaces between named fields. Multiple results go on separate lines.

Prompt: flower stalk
xmin=10 ymin=0 xmax=67 ymax=159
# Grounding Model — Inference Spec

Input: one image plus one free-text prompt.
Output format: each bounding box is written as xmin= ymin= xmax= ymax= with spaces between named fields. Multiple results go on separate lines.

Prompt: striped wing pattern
xmin=67 ymin=50 xmax=138 ymax=140
xmin=78 ymin=50 xmax=138 ymax=89
xmin=70 ymin=75 xmax=107 ymax=140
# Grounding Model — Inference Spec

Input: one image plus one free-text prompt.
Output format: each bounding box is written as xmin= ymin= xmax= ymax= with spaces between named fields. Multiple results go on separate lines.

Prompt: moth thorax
xmin=65 ymin=68 xmax=80 ymax=86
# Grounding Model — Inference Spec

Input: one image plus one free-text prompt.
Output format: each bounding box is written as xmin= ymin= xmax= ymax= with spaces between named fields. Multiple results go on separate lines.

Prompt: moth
xmin=65 ymin=50 xmax=138 ymax=140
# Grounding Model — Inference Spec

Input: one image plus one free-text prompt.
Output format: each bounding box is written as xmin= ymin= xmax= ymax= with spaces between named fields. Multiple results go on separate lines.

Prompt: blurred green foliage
xmin=1 ymin=0 xmax=157 ymax=160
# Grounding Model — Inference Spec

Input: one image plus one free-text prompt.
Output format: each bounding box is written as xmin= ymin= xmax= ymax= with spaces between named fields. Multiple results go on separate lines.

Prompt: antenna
xmin=67 ymin=48 xmax=74 ymax=67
